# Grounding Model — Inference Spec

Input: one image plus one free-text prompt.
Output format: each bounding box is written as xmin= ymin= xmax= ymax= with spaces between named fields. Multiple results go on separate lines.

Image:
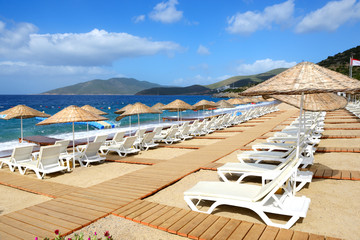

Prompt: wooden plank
xmin=243 ymin=223 xmax=266 ymax=240
xmin=323 ymin=169 xmax=333 ymax=179
xmin=341 ymin=170 xmax=351 ymax=180
xmin=53 ymin=197 xmax=111 ymax=213
xmin=157 ymin=209 xmax=189 ymax=232
xmin=19 ymin=209 xmax=80 ymax=232
xmin=330 ymin=170 xmax=341 ymax=179
xmin=140 ymin=205 xmax=174 ymax=226
xmin=275 ymin=228 xmax=294 ymax=240
xmin=61 ymin=193 xmax=120 ymax=210
xmin=0 ymin=215 xmax=52 ymax=239
xmin=308 ymin=234 xmax=325 ymax=240
xmin=167 ymin=211 xmax=199 ymax=234
xmin=259 ymin=226 xmax=280 ymax=240
xmin=313 ymin=169 xmax=325 ymax=178
xmin=188 ymin=214 xmax=220 ymax=240
xmin=177 ymin=212 xmax=209 ymax=237
xmin=38 ymin=201 xmax=96 ymax=221
xmin=198 ymin=216 xmax=230 ymax=240
xmin=0 ymin=230 xmax=21 ymax=240
xmin=350 ymin=171 xmax=360 ymax=180
xmin=148 ymin=207 xmax=182 ymax=228
xmin=126 ymin=202 xmax=159 ymax=221
xmin=212 ymin=218 xmax=241 ymax=240
xmin=117 ymin=201 xmax=153 ymax=219
xmin=0 ymin=222 xmax=37 ymax=240
xmin=113 ymin=200 xmax=144 ymax=216
xmin=227 ymin=221 xmax=253 ymax=240
xmin=133 ymin=204 xmax=164 ymax=223
xmin=292 ymin=231 xmax=309 ymax=240
xmin=27 ymin=205 xmax=88 ymax=226
xmin=6 ymin=211 xmax=71 ymax=236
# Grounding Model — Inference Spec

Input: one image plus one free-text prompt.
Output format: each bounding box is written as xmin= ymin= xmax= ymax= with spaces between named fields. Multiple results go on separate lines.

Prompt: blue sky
xmin=0 ymin=0 xmax=360 ymax=94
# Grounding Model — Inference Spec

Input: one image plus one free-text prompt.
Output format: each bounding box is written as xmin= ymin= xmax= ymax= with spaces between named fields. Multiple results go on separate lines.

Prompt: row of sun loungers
xmin=184 ymin=111 xmax=326 ymax=229
xmin=0 ymin=104 xmax=278 ymax=180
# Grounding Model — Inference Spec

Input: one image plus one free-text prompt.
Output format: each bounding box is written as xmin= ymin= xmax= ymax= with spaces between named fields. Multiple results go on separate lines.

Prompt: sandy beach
xmin=0 ymin=103 xmax=359 ymax=240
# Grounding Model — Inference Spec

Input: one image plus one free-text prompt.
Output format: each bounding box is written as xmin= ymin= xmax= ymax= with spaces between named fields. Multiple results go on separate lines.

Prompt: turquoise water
xmin=0 ymin=95 xmax=225 ymax=144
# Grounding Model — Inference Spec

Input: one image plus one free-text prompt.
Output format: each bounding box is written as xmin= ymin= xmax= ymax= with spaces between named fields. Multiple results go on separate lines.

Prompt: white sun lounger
xmin=18 ymin=145 xmax=67 ymax=179
xmin=77 ymin=134 xmax=108 ymax=152
xmin=184 ymin=158 xmax=310 ymax=229
xmin=218 ymin=151 xmax=313 ymax=192
xmin=0 ymin=145 xmax=34 ymax=172
xmin=105 ymin=136 xmax=140 ymax=156
xmin=77 ymin=142 xmax=106 ymax=167
xmin=140 ymin=132 xmax=159 ymax=151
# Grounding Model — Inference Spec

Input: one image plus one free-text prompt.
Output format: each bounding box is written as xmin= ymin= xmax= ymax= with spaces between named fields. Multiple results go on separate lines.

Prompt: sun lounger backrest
xmin=94 ymin=134 xmax=108 ymax=143
xmin=38 ymin=145 xmax=61 ymax=168
xmin=153 ymin=126 xmax=163 ymax=136
xmin=84 ymin=142 xmax=102 ymax=158
xmin=12 ymin=145 xmax=34 ymax=161
xmin=253 ymin=155 xmax=300 ymax=202
xmin=55 ymin=140 xmax=70 ymax=154
xmin=123 ymin=136 xmax=137 ymax=149
xmin=135 ymin=129 xmax=146 ymax=138
xmin=143 ymin=132 xmax=155 ymax=143
xmin=113 ymin=131 xmax=125 ymax=142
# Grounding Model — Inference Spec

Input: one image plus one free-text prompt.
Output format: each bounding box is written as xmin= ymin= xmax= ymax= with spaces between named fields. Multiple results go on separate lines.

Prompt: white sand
xmin=178 ymin=138 xmax=221 ymax=145
xmin=314 ymin=152 xmax=360 ymax=171
xmin=66 ymin=215 xmax=186 ymax=240
xmin=318 ymin=138 xmax=360 ymax=148
xmin=0 ymin=185 xmax=51 ymax=216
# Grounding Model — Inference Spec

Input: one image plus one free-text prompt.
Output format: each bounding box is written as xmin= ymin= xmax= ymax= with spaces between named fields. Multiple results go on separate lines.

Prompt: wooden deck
xmin=0 ymin=108 xmax=353 ymax=239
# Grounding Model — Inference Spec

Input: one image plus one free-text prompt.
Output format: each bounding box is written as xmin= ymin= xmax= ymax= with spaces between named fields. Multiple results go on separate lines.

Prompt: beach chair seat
xmin=76 ymin=134 xmax=108 ymax=152
xmin=104 ymin=131 xmax=125 ymax=146
xmin=19 ymin=145 xmax=67 ymax=179
xmin=218 ymin=151 xmax=313 ymax=191
xmin=140 ymin=132 xmax=159 ymax=151
xmin=161 ymin=128 xmax=181 ymax=144
xmin=184 ymin=158 xmax=310 ymax=229
xmin=177 ymin=125 xmax=193 ymax=141
xmin=105 ymin=136 xmax=140 ymax=156
xmin=0 ymin=145 xmax=34 ymax=172
xmin=78 ymin=142 xmax=106 ymax=167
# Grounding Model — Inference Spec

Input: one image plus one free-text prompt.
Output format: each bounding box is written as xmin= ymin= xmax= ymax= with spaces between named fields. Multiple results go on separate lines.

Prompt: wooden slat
xmin=0 ymin=230 xmax=21 ymax=240
xmin=148 ymin=207 xmax=182 ymax=228
xmin=275 ymin=228 xmax=294 ymax=240
xmin=157 ymin=209 xmax=189 ymax=232
xmin=198 ymin=216 xmax=230 ymax=240
xmin=0 ymin=222 xmax=36 ymax=240
xmin=308 ymin=234 xmax=325 ymax=240
xmin=126 ymin=202 xmax=159 ymax=220
xmin=177 ymin=212 xmax=209 ymax=237
xmin=243 ymin=223 xmax=266 ymax=240
xmin=227 ymin=221 xmax=253 ymax=240
xmin=188 ymin=214 xmax=220 ymax=240
xmin=259 ymin=226 xmax=280 ymax=240
xmin=132 ymin=204 xmax=163 ymax=223
xmin=212 ymin=218 xmax=242 ymax=240
xmin=167 ymin=211 xmax=199 ymax=234
xmin=292 ymin=231 xmax=309 ymax=240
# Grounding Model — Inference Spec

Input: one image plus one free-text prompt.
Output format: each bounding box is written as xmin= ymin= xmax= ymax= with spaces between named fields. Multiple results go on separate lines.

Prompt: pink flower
xmin=94 ymin=232 xmax=97 ymax=235
xmin=55 ymin=229 xmax=59 ymax=235
xmin=35 ymin=237 xmax=38 ymax=240
xmin=104 ymin=231 xmax=110 ymax=237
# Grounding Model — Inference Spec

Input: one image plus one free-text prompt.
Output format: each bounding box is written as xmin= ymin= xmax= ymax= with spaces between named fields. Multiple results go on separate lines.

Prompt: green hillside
xmin=43 ymin=78 xmax=162 ymax=95
xmin=136 ymin=85 xmax=212 ymax=95
xmin=205 ymin=68 xmax=287 ymax=90
xmin=318 ymin=45 xmax=360 ymax=80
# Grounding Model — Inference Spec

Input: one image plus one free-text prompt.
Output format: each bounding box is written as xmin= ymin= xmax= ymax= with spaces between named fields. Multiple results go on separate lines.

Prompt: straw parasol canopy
xmin=226 ymin=98 xmax=244 ymax=105
xmin=37 ymin=105 xmax=107 ymax=125
xmin=117 ymin=102 xmax=158 ymax=131
xmin=241 ymin=97 xmax=253 ymax=103
xmin=114 ymin=104 xmax=133 ymax=114
xmin=193 ymin=100 xmax=219 ymax=110
xmin=269 ymin=93 xmax=348 ymax=112
xmin=81 ymin=105 xmax=108 ymax=115
xmin=241 ymin=61 xmax=360 ymax=96
xmin=162 ymin=99 xmax=194 ymax=121
xmin=216 ymin=100 xmax=235 ymax=109
xmin=37 ymin=105 xmax=108 ymax=163
xmin=0 ymin=104 xmax=51 ymax=142
xmin=151 ymin=102 xmax=164 ymax=123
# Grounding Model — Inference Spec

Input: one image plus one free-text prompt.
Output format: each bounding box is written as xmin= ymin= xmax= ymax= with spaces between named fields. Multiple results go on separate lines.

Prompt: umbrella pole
xmin=20 ymin=116 xmax=23 ymax=143
xmin=72 ymin=122 xmax=75 ymax=169
xmin=138 ymin=114 xmax=140 ymax=131
xmin=87 ymin=123 xmax=89 ymax=143
xmin=159 ymin=113 xmax=161 ymax=124
xmin=129 ymin=116 xmax=132 ymax=136
xmin=296 ymin=93 xmax=304 ymax=159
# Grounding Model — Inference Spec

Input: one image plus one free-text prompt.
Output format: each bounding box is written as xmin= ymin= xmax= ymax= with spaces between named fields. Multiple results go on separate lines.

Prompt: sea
xmin=0 ymin=95 xmax=229 ymax=151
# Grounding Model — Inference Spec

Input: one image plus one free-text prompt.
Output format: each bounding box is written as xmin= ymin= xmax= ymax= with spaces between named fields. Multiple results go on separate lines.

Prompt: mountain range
xmin=42 ymin=45 xmax=360 ymax=95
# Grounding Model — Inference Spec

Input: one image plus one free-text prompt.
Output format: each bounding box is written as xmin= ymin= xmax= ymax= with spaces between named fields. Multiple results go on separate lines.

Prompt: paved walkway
xmin=0 ymin=108 xmax=346 ymax=239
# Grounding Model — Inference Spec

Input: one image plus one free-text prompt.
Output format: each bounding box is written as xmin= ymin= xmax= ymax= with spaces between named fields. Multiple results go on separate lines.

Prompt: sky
xmin=0 ymin=0 xmax=360 ymax=94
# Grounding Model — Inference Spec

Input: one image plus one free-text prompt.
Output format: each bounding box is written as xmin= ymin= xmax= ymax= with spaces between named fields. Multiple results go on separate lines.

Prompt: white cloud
xmin=0 ymin=21 xmax=182 ymax=66
xmin=197 ymin=45 xmax=210 ymax=55
xmin=296 ymin=0 xmax=360 ymax=33
xmin=227 ymin=0 xmax=294 ymax=35
xmin=236 ymin=59 xmax=296 ymax=75
xmin=189 ymin=63 xmax=209 ymax=71
xmin=149 ymin=0 xmax=183 ymax=23
xmin=133 ymin=15 xmax=146 ymax=23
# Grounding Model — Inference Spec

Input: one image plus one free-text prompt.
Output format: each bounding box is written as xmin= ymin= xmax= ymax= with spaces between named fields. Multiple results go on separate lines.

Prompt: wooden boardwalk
xmin=0 ymin=108 xmax=351 ymax=239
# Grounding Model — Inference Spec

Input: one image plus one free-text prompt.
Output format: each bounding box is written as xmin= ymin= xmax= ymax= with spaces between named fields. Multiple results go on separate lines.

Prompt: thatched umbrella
xmin=226 ymin=98 xmax=245 ymax=105
xmin=81 ymin=105 xmax=108 ymax=115
xmin=241 ymin=97 xmax=253 ymax=103
xmin=37 ymin=105 xmax=108 ymax=163
xmin=216 ymin=100 xmax=235 ymax=109
xmin=151 ymin=103 xmax=165 ymax=123
xmin=0 ymin=104 xmax=50 ymax=142
xmin=241 ymin=61 xmax=360 ymax=158
xmin=118 ymin=102 xmax=159 ymax=134
xmin=81 ymin=105 xmax=108 ymax=142
xmin=162 ymin=99 xmax=194 ymax=121
xmin=115 ymin=104 xmax=133 ymax=131
xmin=269 ymin=93 xmax=348 ymax=112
